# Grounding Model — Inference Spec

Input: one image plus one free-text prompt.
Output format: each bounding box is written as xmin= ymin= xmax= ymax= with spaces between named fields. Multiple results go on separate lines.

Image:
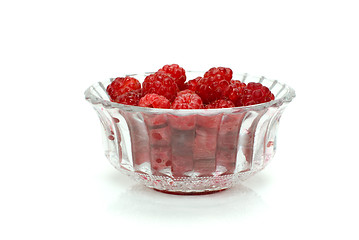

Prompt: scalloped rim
xmin=84 ymin=71 xmax=296 ymax=113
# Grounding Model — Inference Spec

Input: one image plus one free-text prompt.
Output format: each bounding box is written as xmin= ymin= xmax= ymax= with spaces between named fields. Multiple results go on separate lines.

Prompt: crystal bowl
xmin=84 ymin=71 xmax=295 ymax=194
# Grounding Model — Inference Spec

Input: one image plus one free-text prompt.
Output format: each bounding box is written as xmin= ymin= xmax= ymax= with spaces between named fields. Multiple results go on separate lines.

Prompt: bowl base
xmin=130 ymin=171 xmax=255 ymax=194
xmin=153 ymin=188 xmax=227 ymax=195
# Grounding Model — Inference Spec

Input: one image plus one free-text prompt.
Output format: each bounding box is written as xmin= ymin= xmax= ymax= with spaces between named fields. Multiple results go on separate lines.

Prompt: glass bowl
xmin=84 ymin=71 xmax=295 ymax=194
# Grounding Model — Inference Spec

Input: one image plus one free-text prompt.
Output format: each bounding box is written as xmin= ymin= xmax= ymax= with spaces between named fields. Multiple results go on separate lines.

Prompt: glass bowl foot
xmin=153 ymin=188 xmax=228 ymax=195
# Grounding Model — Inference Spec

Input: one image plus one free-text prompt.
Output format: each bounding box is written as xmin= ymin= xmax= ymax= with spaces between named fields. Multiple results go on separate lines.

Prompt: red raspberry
xmin=227 ymin=80 xmax=246 ymax=106
xmin=159 ymin=64 xmax=186 ymax=90
xmin=206 ymin=99 xmax=235 ymax=109
xmin=230 ymin=80 xmax=246 ymax=89
xmin=142 ymin=72 xmax=178 ymax=102
xmin=138 ymin=93 xmax=171 ymax=109
xmin=195 ymin=75 xmax=231 ymax=104
xmin=239 ymin=82 xmax=275 ymax=106
xmin=204 ymin=67 xmax=233 ymax=81
xmin=106 ymin=76 xmax=141 ymax=100
xmin=168 ymin=114 xmax=197 ymax=131
xmin=151 ymin=147 xmax=172 ymax=173
xmin=177 ymin=89 xmax=195 ymax=97
xmin=183 ymin=77 xmax=202 ymax=91
xmin=112 ymin=89 xmax=143 ymax=106
xmin=172 ymin=93 xmax=203 ymax=109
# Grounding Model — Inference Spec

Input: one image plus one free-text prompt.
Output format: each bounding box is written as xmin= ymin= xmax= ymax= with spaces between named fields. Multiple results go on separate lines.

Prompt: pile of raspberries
xmin=106 ymin=64 xmax=274 ymax=109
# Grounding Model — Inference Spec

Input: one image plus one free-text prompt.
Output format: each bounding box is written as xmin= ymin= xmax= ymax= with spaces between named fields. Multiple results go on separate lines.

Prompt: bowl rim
xmin=84 ymin=71 xmax=296 ymax=114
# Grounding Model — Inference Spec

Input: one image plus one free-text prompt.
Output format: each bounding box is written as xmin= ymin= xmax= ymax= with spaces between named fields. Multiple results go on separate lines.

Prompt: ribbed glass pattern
xmin=85 ymin=72 xmax=295 ymax=194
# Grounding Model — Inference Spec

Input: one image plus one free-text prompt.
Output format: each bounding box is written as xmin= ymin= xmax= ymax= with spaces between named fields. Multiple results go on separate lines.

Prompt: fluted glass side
xmin=85 ymin=72 xmax=295 ymax=193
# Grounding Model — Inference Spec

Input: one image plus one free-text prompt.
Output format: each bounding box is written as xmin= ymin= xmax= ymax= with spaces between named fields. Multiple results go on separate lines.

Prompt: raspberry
xmin=159 ymin=64 xmax=186 ymax=90
xmin=172 ymin=93 xmax=203 ymax=109
xmin=106 ymin=76 xmax=141 ymax=100
xmin=138 ymin=93 xmax=171 ymax=109
xmin=177 ymin=89 xmax=195 ymax=96
xmin=239 ymin=82 xmax=275 ymax=106
xmin=142 ymin=72 xmax=178 ymax=102
xmin=112 ymin=89 xmax=143 ymax=106
xmin=206 ymin=99 xmax=235 ymax=109
xmin=227 ymin=80 xmax=246 ymax=106
xmin=204 ymin=67 xmax=233 ymax=81
xmin=168 ymin=114 xmax=197 ymax=130
xmin=195 ymin=75 xmax=231 ymax=104
xmin=183 ymin=77 xmax=201 ymax=91
xmin=150 ymin=147 xmax=172 ymax=173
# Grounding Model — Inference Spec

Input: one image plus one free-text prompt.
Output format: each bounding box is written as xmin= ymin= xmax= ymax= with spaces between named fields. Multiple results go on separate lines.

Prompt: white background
xmin=1 ymin=0 xmax=358 ymax=239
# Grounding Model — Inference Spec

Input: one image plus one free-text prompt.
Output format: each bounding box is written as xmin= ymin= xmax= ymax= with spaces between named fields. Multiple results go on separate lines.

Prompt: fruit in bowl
xmin=84 ymin=64 xmax=295 ymax=194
